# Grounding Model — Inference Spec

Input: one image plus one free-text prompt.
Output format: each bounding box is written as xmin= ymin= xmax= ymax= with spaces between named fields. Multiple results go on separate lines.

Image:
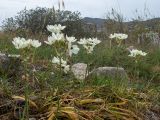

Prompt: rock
xmin=71 ymin=63 xmax=87 ymax=80
xmin=0 ymin=53 xmax=21 ymax=76
xmin=152 ymin=105 xmax=160 ymax=114
xmin=71 ymin=64 xmax=128 ymax=80
xmin=29 ymin=118 xmax=36 ymax=120
xmin=90 ymin=67 xmax=128 ymax=80
xmin=0 ymin=53 xmax=10 ymax=72
xmin=145 ymin=110 xmax=160 ymax=120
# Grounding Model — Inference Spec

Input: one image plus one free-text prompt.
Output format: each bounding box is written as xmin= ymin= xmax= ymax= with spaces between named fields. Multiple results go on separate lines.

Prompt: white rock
xmin=71 ymin=63 xmax=87 ymax=80
xmin=29 ymin=118 xmax=36 ymax=120
xmin=90 ymin=67 xmax=128 ymax=80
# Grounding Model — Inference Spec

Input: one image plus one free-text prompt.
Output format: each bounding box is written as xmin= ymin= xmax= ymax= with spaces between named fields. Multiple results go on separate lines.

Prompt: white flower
xmin=66 ymin=35 xmax=77 ymax=43
xmin=88 ymin=38 xmax=101 ymax=46
xmin=68 ymin=44 xmax=80 ymax=56
xmin=61 ymin=59 xmax=67 ymax=66
xmin=78 ymin=38 xmax=101 ymax=54
xmin=8 ymin=54 xmax=20 ymax=58
xmin=52 ymin=33 xmax=64 ymax=41
xmin=109 ymin=34 xmax=115 ymax=39
xmin=47 ymin=24 xmax=66 ymax=33
xmin=31 ymin=40 xmax=41 ymax=48
xmin=71 ymin=45 xmax=80 ymax=54
xmin=52 ymin=57 xmax=67 ymax=66
xmin=12 ymin=37 xmax=41 ymax=49
xmin=118 ymin=34 xmax=128 ymax=39
xmin=12 ymin=37 xmax=29 ymax=49
xmin=26 ymin=39 xmax=32 ymax=45
xmin=83 ymin=45 xmax=94 ymax=54
xmin=109 ymin=33 xmax=128 ymax=40
xmin=128 ymin=49 xmax=147 ymax=58
xmin=66 ymin=35 xmax=79 ymax=57
xmin=52 ymin=56 xmax=70 ymax=73
xmin=52 ymin=57 xmax=61 ymax=64
xmin=63 ymin=65 xmax=70 ymax=73
xmin=78 ymin=38 xmax=101 ymax=46
xmin=44 ymin=36 xmax=56 ymax=45
xmin=78 ymin=38 xmax=87 ymax=45
xmin=45 ymin=33 xmax=64 ymax=45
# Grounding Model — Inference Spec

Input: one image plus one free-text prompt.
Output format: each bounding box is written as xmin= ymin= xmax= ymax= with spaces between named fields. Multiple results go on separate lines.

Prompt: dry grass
xmin=0 ymin=84 xmax=159 ymax=120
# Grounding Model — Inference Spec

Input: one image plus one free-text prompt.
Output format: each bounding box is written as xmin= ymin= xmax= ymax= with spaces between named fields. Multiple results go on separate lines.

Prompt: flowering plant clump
xmin=47 ymin=24 xmax=66 ymax=33
xmin=109 ymin=33 xmax=128 ymax=46
xmin=30 ymin=39 xmax=42 ymax=48
xmin=12 ymin=37 xmax=41 ymax=49
xmin=45 ymin=24 xmax=66 ymax=45
xmin=128 ymin=49 xmax=147 ymax=58
xmin=12 ymin=37 xmax=29 ymax=49
xmin=12 ymin=36 xmax=42 ymax=119
xmin=77 ymin=37 xmax=101 ymax=79
xmin=12 ymin=37 xmax=41 ymax=64
xmin=109 ymin=33 xmax=128 ymax=40
xmin=45 ymin=24 xmax=80 ymax=56
xmin=45 ymin=24 xmax=80 ymax=74
xmin=12 ymin=37 xmax=42 ymax=79
xmin=45 ymin=33 xmax=64 ymax=45
xmin=128 ymin=49 xmax=147 ymax=79
xmin=78 ymin=38 xmax=101 ymax=54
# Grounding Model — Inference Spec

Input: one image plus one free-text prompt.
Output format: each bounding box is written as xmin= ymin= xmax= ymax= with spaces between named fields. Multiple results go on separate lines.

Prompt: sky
xmin=0 ymin=0 xmax=160 ymax=26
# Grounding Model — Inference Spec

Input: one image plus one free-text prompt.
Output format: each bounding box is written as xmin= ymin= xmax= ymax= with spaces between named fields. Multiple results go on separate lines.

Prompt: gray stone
xmin=29 ymin=118 xmax=36 ymax=120
xmin=0 ymin=53 xmax=10 ymax=73
xmin=90 ymin=67 xmax=128 ymax=80
xmin=71 ymin=64 xmax=128 ymax=80
xmin=145 ymin=110 xmax=160 ymax=120
xmin=71 ymin=63 xmax=87 ymax=80
xmin=0 ymin=53 xmax=21 ymax=76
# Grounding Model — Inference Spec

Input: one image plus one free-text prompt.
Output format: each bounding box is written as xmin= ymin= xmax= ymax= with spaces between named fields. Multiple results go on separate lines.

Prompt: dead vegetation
xmin=0 ymin=84 xmax=159 ymax=120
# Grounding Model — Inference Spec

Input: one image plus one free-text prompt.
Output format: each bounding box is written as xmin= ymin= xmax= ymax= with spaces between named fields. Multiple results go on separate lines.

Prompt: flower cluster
xmin=109 ymin=33 xmax=128 ymax=40
xmin=66 ymin=36 xmax=80 ymax=57
xmin=78 ymin=38 xmax=101 ymax=53
xmin=128 ymin=49 xmax=147 ymax=58
xmin=12 ymin=37 xmax=41 ymax=49
xmin=52 ymin=56 xmax=70 ymax=73
xmin=45 ymin=24 xmax=65 ymax=45
xmin=45 ymin=24 xmax=80 ymax=73
xmin=109 ymin=33 xmax=128 ymax=46
xmin=47 ymin=24 xmax=66 ymax=33
xmin=30 ymin=39 xmax=42 ymax=48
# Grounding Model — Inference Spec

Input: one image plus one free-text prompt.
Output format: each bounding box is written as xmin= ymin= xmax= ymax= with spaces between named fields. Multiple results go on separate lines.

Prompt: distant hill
xmin=83 ymin=17 xmax=105 ymax=26
xmin=83 ymin=17 xmax=160 ymax=25
xmin=83 ymin=17 xmax=106 ymax=32
xmin=83 ymin=17 xmax=160 ymax=32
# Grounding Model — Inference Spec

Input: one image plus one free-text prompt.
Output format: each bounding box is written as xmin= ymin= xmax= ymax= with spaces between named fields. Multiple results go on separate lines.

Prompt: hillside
xmin=83 ymin=17 xmax=105 ymax=26
xmin=83 ymin=17 xmax=160 ymax=31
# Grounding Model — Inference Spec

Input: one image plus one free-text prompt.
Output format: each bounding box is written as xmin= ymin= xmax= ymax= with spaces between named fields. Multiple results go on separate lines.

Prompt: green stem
xmin=54 ymin=44 xmax=63 ymax=118
xmin=85 ymin=63 xmax=88 ymax=80
xmin=21 ymin=50 xmax=29 ymax=120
